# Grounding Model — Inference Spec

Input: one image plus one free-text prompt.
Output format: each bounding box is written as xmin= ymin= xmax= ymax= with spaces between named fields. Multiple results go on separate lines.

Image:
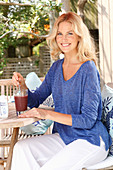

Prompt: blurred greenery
xmin=70 ymin=0 xmax=98 ymax=29
xmin=0 ymin=0 xmax=98 ymax=74
xmin=0 ymin=0 xmax=62 ymax=72
xmin=33 ymin=41 xmax=47 ymax=56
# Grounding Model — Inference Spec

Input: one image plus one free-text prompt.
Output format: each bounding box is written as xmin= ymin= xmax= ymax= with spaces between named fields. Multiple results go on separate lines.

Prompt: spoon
xmin=18 ymin=84 xmax=21 ymax=93
xmin=17 ymin=81 xmax=21 ymax=95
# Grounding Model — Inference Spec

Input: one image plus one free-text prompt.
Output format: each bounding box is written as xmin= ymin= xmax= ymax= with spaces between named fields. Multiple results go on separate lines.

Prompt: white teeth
xmin=62 ymin=44 xmax=70 ymax=47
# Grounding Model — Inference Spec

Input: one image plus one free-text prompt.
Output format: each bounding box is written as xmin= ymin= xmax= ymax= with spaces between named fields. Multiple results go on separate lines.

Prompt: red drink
xmin=14 ymin=95 xmax=28 ymax=112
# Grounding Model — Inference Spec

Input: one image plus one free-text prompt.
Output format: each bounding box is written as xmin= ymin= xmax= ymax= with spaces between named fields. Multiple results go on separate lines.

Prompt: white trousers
xmin=11 ymin=133 xmax=108 ymax=170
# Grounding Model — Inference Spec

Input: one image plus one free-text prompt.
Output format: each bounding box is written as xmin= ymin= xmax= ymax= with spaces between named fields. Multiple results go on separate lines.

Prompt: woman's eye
xmin=57 ymin=32 xmax=62 ymax=36
xmin=68 ymin=32 xmax=73 ymax=35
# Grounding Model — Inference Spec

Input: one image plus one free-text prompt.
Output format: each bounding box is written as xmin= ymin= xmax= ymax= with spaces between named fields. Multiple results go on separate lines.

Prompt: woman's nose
xmin=62 ymin=35 xmax=67 ymax=41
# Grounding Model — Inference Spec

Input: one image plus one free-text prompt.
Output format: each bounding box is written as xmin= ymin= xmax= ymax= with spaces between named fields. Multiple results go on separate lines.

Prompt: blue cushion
xmin=101 ymin=84 xmax=113 ymax=155
xmin=20 ymin=72 xmax=54 ymax=135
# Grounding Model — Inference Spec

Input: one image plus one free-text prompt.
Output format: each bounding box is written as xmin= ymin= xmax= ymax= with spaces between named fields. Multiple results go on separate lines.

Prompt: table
xmin=0 ymin=103 xmax=40 ymax=170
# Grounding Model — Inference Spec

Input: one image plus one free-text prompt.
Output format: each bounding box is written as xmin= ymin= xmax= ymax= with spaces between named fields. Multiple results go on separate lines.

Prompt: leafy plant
xmin=0 ymin=0 xmax=62 ymax=73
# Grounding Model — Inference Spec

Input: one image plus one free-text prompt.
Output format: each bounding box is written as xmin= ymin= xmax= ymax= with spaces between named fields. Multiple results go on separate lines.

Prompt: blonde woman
xmin=11 ymin=12 xmax=111 ymax=170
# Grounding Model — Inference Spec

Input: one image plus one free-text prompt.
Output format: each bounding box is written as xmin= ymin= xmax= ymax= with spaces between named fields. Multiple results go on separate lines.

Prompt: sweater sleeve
xmin=72 ymin=64 xmax=102 ymax=129
xmin=27 ymin=64 xmax=53 ymax=109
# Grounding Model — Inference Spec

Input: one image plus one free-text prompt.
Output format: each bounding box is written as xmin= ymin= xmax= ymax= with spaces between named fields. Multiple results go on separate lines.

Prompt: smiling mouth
xmin=61 ymin=43 xmax=70 ymax=47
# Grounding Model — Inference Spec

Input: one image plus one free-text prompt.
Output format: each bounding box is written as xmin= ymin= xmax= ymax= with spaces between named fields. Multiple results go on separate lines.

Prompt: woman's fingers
xmin=18 ymin=108 xmax=39 ymax=118
xmin=18 ymin=108 xmax=47 ymax=119
xmin=12 ymin=72 xmax=25 ymax=87
xmin=12 ymin=72 xmax=19 ymax=86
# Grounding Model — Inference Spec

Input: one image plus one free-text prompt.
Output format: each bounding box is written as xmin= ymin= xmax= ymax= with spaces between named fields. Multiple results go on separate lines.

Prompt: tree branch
xmin=0 ymin=31 xmax=13 ymax=39
xmin=0 ymin=30 xmax=51 ymax=39
xmin=77 ymin=0 xmax=87 ymax=9
xmin=77 ymin=0 xmax=87 ymax=20
xmin=0 ymin=1 xmax=31 ymax=6
xmin=19 ymin=31 xmax=51 ymax=38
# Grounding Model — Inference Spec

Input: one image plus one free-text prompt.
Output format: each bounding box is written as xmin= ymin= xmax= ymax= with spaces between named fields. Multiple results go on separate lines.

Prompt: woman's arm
xmin=19 ymin=108 xmax=72 ymax=126
xmin=72 ymin=63 xmax=101 ymax=129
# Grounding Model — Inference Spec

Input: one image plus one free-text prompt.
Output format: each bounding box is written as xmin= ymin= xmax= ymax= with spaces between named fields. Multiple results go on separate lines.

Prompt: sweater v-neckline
xmin=61 ymin=59 xmax=90 ymax=82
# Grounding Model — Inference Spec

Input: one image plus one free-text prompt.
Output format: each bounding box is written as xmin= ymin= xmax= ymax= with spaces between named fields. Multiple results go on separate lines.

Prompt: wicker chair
xmin=0 ymin=78 xmax=51 ymax=170
xmin=85 ymin=83 xmax=113 ymax=170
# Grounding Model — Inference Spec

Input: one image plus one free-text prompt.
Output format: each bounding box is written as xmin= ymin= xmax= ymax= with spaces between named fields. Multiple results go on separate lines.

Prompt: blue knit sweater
xmin=28 ymin=59 xmax=112 ymax=151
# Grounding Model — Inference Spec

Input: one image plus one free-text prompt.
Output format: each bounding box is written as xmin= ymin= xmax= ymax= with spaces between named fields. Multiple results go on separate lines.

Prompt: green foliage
xmin=70 ymin=0 xmax=77 ymax=12
xmin=33 ymin=41 xmax=47 ymax=56
xmin=84 ymin=0 xmax=98 ymax=29
xmin=0 ymin=38 xmax=7 ymax=73
xmin=34 ymin=41 xmax=47 ymax=67
xmin=70 ymin=0 xmax=98 ymax=29
xmin=0 ymin=0 xmax=62 ymax=72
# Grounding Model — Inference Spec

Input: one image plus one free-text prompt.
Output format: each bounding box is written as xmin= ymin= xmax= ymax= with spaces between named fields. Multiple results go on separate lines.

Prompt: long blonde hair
xmin=47 ymin=12 xmax=97 ymax=65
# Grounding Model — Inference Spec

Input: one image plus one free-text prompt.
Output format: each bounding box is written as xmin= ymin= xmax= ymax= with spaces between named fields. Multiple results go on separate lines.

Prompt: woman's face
xmin=56 ymin=21 xmax=79 ymax=55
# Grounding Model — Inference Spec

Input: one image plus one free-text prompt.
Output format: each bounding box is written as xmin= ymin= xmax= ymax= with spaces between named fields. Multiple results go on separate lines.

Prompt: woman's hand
xmin=18 ymin=107 xmax=72 ymax=126
xmin=12 ymin=72 xmax=27 ymax=89
xmin=18 ymin=108 xmax=48 ymax=120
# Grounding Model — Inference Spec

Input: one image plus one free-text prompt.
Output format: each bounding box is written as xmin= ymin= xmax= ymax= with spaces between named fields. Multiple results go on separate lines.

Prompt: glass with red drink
xmin=14 ymin=88 xmax=28 ymax=116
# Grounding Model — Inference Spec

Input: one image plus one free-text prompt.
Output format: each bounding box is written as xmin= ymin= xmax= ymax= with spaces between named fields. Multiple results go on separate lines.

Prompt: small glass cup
xmin=14 ymin=88 xmax=28 ymax=116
